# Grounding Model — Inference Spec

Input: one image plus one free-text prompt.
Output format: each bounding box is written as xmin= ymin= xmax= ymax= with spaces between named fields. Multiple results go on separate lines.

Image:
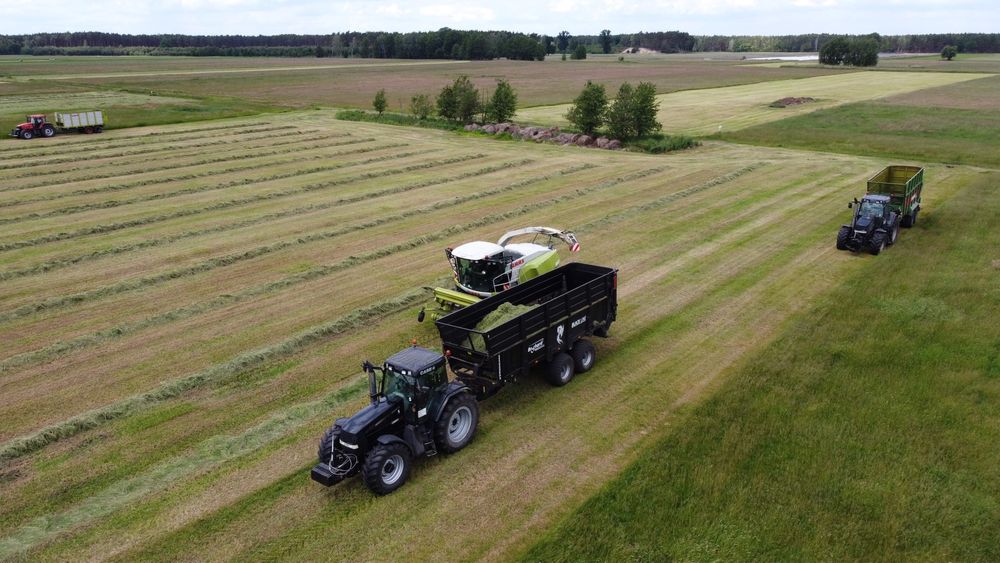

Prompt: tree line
xmin=1 ymin=31 xmax=997 ymax=58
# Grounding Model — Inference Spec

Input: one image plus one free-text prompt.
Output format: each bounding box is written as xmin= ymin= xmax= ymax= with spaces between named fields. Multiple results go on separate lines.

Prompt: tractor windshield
xmin=383 ymin=368 xmax=416 ymax=409
xmin=858 ymin=200 xmax=884 ymax=219
xmin=455 ymin=255 xmax=507 ymax=293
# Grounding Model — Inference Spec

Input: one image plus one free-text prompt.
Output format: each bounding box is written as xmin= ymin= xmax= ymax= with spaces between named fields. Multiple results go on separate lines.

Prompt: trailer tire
xmin=836 ymin=226 xmax=851 ymax=250
xmin=20 ymin=130 xmax=33 ymax=140
xmin=910 ymin=208 xmax=919 ymax=227
xmin=545 ymin=353 xmax=575 ymax=386
xmin=42 ymin=126 xmax=55 ymax=137
xmin=95 ymin=126 xmax=103 ymax=133
xmin=362 ymin=442 xmax=411 ymax=495
xmin=434 ymin=392 xmax=478 ymax=453
xmin=868 ymin=232 xmax=886 ymax=256
xmin=571 ymin=339 xmax=596 ymax=373
xmin=594 ymin=325 xmax=609 ymax=338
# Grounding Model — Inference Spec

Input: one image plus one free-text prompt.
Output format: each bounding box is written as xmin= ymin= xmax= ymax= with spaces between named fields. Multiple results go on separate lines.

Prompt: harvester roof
xmin=452 ymin=241 xmax=504 ymax=260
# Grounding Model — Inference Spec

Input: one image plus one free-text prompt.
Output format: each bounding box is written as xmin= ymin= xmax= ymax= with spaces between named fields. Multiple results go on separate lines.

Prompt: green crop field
xmin=517 ymin=71 xmax=991 ymax=135
xmin=0 ymin=53 xmax=998 ymax=561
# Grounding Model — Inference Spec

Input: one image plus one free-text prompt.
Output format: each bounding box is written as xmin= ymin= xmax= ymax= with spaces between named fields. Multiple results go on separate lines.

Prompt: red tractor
xmin=10 ymin=114 xmax=56 ymax=140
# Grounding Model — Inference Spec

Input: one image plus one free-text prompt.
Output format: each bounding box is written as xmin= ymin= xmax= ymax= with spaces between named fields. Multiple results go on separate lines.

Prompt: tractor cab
xmin=382 ymin=346 xmax=448 ymax=421
xmin=851 ymin=194 xmax=891 ymax=231
xmin=29 ymin=115 xmax=46 ymax=128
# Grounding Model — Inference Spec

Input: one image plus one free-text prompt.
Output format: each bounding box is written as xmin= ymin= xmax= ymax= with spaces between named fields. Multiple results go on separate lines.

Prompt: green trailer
xmin=867 ymin=165 xmax=924 ymax=228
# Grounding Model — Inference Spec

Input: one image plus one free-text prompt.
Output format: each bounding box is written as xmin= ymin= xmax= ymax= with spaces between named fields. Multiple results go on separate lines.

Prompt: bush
xmin=572 ymin=45 xmax=588 ymax=60
xmin=632 ymin=82 xmax=662 ymax=137
xmin=335 ymin=109 xmax=460 ymax=131
xmin=941 ymin=45 xmax=958 ymax=60
xmin=409 ymin=94 xmax=433 ymax=119
xmin=820 ymin=36 xmax=879 ymax=67
xmin=819 ymin=37 xmax=850 ymax=65
xmin=565 ymin=81 xmax=607 ymax=136
xmin=373 ymin=89 xmax=387 ymax=116
xmin=627 ymin=134 xmax=699 ymax=154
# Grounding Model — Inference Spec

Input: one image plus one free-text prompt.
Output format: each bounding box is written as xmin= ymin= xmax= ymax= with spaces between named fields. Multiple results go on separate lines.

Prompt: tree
xmin=604 ymin=82 xmax=636 ymax=140
xmin=410 ymin=94 xmax=433 ymax=119
xmin=600 ymin=30 xmax=612 ymax=54
xmin=436 ymin=84 xmax=457 ymax=120
xmin=819 ymin=37 xmax=849 ymax=65
xmin=485 ymin=79 xmax=518 ymax=122
xmin=845 ymin=37 xmax=879 ymax=67
xmin=941 ymin=45 xmax=958 ymax=60
xmin=632 ymin=82 xmax=662 ymax=137
xmin=373 ymin=89 xmax=387 ymax=115
xmin=437 ymin=76 xmax=479 ymax=123
xmin=557 ymin=31 xmax=571 ymax=52
xmin=572 ymin=44 xmax=588 ymax=60
xmin=565 ymin=81 xmax=607 ymax=136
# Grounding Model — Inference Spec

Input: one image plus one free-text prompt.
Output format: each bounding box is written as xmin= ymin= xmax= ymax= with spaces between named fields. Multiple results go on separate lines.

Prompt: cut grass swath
xmin=0 ymin=158 xmax=547 ymax=282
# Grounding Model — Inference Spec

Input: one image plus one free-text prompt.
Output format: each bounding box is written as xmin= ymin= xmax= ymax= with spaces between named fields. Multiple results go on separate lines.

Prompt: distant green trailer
xmin=867 ymin=165 xmax=923 ymax=227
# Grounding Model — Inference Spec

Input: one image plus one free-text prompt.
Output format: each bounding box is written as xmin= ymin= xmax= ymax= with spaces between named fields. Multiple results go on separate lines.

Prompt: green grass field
xmin=0 ymin=53 xmax=998 ymax=561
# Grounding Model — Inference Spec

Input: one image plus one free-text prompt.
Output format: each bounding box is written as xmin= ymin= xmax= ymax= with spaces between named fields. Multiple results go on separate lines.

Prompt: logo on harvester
xmin=571 ymin=316 xmax=587 ymax=328
xmin=528 ymin=338 xmax=545 ymax=353
xmin=556 ymin=325 xmax=564 ymax=345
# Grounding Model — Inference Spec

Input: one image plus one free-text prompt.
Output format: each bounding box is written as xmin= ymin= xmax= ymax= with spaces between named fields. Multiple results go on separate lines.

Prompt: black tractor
xmin=310 ymin=346 xmax=479 ymax=495
xmin=836 ymin=194 xmax=900 ymax=255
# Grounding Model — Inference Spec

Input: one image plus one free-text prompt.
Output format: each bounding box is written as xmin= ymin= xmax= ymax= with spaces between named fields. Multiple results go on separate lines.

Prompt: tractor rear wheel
xmin=362 ymin=442 xmax=411 ymax=495
xmin=571 ymin=339 xmax=596 ymax=373
xmin=42 ymin=126 xmax=55 ymax=137
xmin=868 ymin=233 xmax=886 ymax=255
xmin=836 ymin=226 xmax=851 ymax=250
xmin=545 ymin=352 xmax=575 ymax=386
xmin=20 ymin=130 xmax=33 ymax=140
xmin=434 ymin=392 xmax=479 ymax=453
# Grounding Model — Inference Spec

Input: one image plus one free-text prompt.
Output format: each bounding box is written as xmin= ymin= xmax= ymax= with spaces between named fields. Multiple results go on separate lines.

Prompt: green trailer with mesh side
xmin=867 ymin=165 xmax=924 ymax=228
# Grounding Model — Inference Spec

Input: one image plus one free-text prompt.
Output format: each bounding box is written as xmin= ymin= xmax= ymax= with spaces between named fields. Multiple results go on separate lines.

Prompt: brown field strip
xmin=0 ymin=113 xmax=977 ymax=559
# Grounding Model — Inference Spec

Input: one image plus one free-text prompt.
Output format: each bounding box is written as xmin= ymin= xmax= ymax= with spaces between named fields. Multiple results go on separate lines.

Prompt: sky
xmin=0 ymin=0 xmax=996 ymax=36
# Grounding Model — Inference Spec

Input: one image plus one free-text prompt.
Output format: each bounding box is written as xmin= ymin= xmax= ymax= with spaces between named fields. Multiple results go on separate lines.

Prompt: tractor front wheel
xmin=836 ymin=226 xmax=851 ymax=250
xmin=869 ymin=233 xmax=886 ymax=255
xmin=571 ymin=339 xmax=596 ymax=373
xmin=545 ymin=352 xmax=575 ymax=386
xmin=362 ymin=442 xmax=411 ymax=495
xmin=434 ymin=392 xmax=479 ymax=453
xmin=20 ymin=130 xmax=33 ymax=140
xmin=887 ymin=221 xmax=900 ymax=246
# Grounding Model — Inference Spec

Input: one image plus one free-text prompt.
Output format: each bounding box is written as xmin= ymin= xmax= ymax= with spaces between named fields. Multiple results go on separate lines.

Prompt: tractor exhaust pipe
xmin=362 ymin=360 xmax=378 ymax=406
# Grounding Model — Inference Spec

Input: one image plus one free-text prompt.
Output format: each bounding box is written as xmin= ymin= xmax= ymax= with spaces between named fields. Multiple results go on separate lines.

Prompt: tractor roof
xmin=452 ymin=241 xmax=503 ymax=260
xmin=385 ymin=346 xmax=444 ymax=375
xmin=863 ymin=194 xmax=892 ymax=203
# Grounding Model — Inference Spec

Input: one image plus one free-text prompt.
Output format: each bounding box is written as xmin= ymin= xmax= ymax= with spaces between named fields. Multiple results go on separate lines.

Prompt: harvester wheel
xmin=868 ymin=233 xmax=886 ymax=256
xmin=836 ymin=226 xmax=851 ymax=250
xmin=20 ymin=130 xmax=33 ymax=140
xmin=362 ymin=442 xmax=411 ymax=495
xmin=42 ymin=126 xmax=55 ymax=137
xmin=571 ymin=339 xmax=596 ymax=373
xmin=545 ymin=353 xmax=575 ymax=386
xmin=434 ymin=392 xmax=478 ymax=453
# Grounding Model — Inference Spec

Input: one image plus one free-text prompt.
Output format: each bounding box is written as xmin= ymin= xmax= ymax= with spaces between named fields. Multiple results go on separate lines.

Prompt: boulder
xmin=607 ymin=139 xmax=623 ymax=150
xmin=575 ymin=135 xmax=592 ymax=146
xmin=483 ymin=124 xmax=496 ymax=134
xmin=596 ymin=137 xmax=610 ymax=149
xmin=464 ymin=124 xmax=479 ymax=132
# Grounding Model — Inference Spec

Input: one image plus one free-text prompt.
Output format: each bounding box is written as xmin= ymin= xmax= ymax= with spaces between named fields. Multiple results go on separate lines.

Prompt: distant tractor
xmin=837 ymin=166 xmax=923 ymax=255
xmin=11 ymin=111 xmax=104 ymax=139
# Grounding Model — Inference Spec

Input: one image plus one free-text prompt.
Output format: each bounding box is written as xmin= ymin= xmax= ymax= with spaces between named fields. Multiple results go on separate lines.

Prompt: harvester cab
xmin=423 ymin=227 xmax=580 ymax=320
xmin=837 ymin=195 xmax=899 ymax=255
xmin=311 ymin=346 xmax=478 ymax=495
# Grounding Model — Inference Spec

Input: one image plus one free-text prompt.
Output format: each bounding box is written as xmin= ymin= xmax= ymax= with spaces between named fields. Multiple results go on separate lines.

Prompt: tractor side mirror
xmin=417 ymin=308 xmax=426 ymax=323
xmin=847 ymin=202 xmax=853 ymax=208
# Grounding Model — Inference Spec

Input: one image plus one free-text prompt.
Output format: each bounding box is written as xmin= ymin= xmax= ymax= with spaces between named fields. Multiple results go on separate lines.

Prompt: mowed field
xmin=1 ymin=107 xmax=981 ymax=560
xmin=517 ymin=70 xmax=991 ymax=135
